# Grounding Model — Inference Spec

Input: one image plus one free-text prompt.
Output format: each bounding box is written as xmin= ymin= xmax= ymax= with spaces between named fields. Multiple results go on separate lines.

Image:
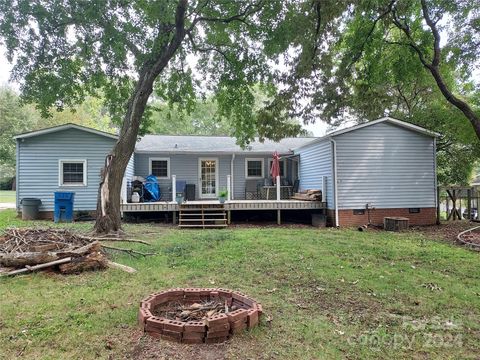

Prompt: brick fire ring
xmin=138 ymin=288 xmax=263 ymax=344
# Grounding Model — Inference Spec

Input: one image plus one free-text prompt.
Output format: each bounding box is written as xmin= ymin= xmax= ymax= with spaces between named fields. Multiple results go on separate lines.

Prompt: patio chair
xmin=176 ymin=180 xmax=187 ymax=200
xmin=291 ymin=179 xmax=300 ymax=197
xmin=245 ymin=179 xmax=260 ymax=200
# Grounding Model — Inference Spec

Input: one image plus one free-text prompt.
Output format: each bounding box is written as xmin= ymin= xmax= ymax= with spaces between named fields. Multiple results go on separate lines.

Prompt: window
xmin=149 ymin=158 xmax=170 ymax=178
xmin=409 ymin=208 xmax=421 ymax=214
xmin=268 ymin=158 xmax=286 ymax=177
xmin=353 ymin=209 xmax=365 ymax=215
xmin=59 ymin=160 xmax=87 ymax=186
xmin=245 ymin=158 xmax=264 ymax=178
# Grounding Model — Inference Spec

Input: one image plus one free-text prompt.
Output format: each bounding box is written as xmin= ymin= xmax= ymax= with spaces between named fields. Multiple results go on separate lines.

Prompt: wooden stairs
xmin=178 ymin=203 xmax=227 ymax=228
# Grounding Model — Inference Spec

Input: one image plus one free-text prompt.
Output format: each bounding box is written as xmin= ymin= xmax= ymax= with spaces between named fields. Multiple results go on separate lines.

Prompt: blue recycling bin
xmin=54 ymin=192 xmax=75 ymax=223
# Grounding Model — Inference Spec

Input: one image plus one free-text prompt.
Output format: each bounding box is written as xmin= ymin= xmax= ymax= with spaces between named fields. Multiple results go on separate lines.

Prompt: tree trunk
xmin=94 ymin=0 xmax=188 ymax=234
xmin=93 ymin=70 xmax=158 ymax=234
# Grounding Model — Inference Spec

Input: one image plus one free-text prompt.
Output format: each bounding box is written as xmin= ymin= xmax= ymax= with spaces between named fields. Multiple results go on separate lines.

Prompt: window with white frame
xmin=245 ymin=158 xmax=264 ymax=178
xmin=59 ymin=160 xmax=87 ymax=186
xmin=149 ymin=158 xmax=170 ymax=178
xmin=268 ymin=158 xmax=286 ymax=177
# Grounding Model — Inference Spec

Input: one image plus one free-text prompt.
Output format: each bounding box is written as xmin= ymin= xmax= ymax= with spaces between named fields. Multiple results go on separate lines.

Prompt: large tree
xmin=0 ymin=0 xmax=312 ymax=232
xmin=274 ymin=0 xmax=480 ymax=141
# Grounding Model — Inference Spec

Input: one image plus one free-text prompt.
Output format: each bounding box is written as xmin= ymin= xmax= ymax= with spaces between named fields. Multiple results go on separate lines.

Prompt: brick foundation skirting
xmin=327 ymin=208 xmax=437 ymax=227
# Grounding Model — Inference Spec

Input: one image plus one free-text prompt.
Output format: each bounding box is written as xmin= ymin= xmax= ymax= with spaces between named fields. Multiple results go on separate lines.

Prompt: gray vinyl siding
xmin=294 ymin=140 xmax=334 ymax=209
xmin=334 ymin=122 xmax=436 ymax=209
xmin=232 ymin=155 xmax=274 ymax=200
xmin=133 ymin=153 xmax=290 ymax=200
xmin=125 ymin=155 xmax=135 ymax=181
xmin=17 ymin=128 xmax=116 ymax=212
xmin=134 ymin=153 xmax=232 ymax=199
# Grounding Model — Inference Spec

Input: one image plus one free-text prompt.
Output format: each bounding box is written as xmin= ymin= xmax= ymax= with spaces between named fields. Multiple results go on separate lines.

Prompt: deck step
xmin=179 ymin=218 xmax=226 ymax=222
xmin=179 ymin=208 xmax=225 ymax=212
xmin=178 ymin=224 xmax=228 ymax=228
xmin=178 ymin=203 xmax=227 ymax=228
xmin=179 ymin=212 xmax=226 ymax=216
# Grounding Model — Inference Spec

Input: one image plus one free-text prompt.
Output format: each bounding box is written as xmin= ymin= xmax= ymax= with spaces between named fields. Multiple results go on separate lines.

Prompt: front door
xmin=199 ymin=158 xmax=218 ymax=198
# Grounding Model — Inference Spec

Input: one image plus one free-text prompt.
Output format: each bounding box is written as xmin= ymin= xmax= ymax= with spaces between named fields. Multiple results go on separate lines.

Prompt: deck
xmin=120 ymin=199 xmax=326 ymax=212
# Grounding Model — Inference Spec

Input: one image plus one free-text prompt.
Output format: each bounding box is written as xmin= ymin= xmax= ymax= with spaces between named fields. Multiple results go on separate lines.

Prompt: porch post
xmin=227 ymin=175 xmax=231 ymax=201
xmin=172 ymin=174 xmax=176 ymax=202
xmin=276 ymin=175 xmax=281 ymax=201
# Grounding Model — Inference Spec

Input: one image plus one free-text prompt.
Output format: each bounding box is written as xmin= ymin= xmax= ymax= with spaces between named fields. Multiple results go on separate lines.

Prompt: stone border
xmin=138 ymin=288 xmax=263 ymax=344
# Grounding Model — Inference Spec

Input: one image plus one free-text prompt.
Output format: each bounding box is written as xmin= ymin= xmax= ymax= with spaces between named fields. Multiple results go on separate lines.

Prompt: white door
xmin=199 ymin=158 xmax=218 ymax=198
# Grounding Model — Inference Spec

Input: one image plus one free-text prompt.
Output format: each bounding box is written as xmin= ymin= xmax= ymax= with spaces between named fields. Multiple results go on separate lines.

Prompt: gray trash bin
xmin=21 ymin=198 xmax=42 ymax=220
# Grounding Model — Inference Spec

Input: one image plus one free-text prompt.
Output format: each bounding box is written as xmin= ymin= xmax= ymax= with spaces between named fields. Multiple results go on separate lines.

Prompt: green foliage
xmin=218 ymin=188 xmax=228 ymax=198
xmin=0 ymin=0 xmax=319 ymax=145
xmin=148 ymin=98 xmax=232 ymax=136
xmin=0 ymin=86 xmax=115 ymax=177
xmin=0 ymin=86 xmax=37 ymax=174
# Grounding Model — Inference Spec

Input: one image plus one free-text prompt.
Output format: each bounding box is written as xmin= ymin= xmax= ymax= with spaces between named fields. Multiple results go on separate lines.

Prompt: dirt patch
xmin=413 ymin=221 xmax=474 ymax=244
xmin=128 ymin=331 xmax=229 ymax=360
xmin=290 ymin=280 xmax=387 ymax=327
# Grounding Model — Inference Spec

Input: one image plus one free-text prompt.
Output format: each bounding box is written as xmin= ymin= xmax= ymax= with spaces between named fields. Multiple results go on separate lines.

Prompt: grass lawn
xmin=0 ymin=190 xmax=15 ymax=203
xmin=0 ymin=209 xmax=479 ymax=359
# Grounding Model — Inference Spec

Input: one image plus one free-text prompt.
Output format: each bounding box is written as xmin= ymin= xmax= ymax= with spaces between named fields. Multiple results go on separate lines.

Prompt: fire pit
xmin=138 ymin=288 xmax=263 ymax=344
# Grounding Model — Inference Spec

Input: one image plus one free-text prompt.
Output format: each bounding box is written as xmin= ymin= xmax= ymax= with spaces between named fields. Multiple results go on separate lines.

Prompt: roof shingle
xmin=135 ymin=135 xmax=315 ymax=154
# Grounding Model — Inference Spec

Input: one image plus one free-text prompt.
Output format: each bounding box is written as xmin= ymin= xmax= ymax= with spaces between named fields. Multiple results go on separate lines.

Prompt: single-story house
xmin=15 ymin=117 xmax=439 ymax=227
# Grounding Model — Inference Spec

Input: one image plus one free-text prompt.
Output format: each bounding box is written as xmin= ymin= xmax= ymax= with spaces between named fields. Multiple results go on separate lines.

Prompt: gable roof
xmin=14 ymin=123 xmax=118 ymax=140
xmin=327 ymin=117 xmax=441 ymax=138
xmin=135 ymin=135 xmax=314 ymax=154
xmin=294 ymin=117 xmax=440 ymax=151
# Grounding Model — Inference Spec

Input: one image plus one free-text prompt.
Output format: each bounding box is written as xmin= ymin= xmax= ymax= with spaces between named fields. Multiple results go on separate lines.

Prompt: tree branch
xmin=420 ymin=0 xmax=441 ymax=66
xmin=187 ymin=31 xmax=233 ymax=64
xmin=188 ymin=0 xmax=264 ymax=32
xmin=346 ymin=0 xmax=396 ymax=69
xmin=389 ymin=0 xmax=480 ymax=140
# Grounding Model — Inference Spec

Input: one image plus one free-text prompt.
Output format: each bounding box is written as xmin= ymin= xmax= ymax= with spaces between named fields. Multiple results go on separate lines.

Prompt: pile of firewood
xmin=291 ymin=189 xmax=322 ymax=201
xmin=0 ymin=228 xmax=150 ymax=276
xmin=154 ymin=298 xmax=240 ymax=322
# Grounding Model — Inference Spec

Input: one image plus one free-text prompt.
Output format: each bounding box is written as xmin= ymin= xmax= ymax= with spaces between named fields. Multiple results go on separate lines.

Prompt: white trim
xmin=58 ymin=159 xmax=87 ymax=187
xmin=327 ymin=117 xmax=441 ymax=138
xmin=15 ymin=123 xmax=118 ymax=140
xmin=134 ymin=150 xmax=294 ymax=155
xmin=198 ymin=157 xmax=219 ymax=199
xmin=245 ymin=157 xmax=265 ymax=179
xmin=330 ymin=139 xmax=339 ymax=227
xmin=268 ymin=158 xmax=287 ymax=178
xmin=149 ymin=157 xmax=170 ymax=179
xmin=230 ymin=154 xmax=235 ymax=200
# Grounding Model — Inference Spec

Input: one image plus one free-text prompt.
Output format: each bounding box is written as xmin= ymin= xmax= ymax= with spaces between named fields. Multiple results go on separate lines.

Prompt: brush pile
xmin=153 ymin=298 xmax=239 ymax=322
xmin=0 ymin=228 xmax=149 ymax=276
